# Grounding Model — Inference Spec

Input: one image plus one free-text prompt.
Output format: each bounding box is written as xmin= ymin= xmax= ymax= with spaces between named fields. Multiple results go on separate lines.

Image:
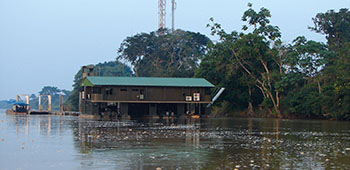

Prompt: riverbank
xmin=209 ymin=106 xmax=344 ymax=121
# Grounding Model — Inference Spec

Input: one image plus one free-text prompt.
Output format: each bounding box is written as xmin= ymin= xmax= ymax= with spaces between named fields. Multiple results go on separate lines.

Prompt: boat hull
xmin=6 ymin=109 xmax=27 ymax=115
xmin=188 ymin=115 xmax=200 ymax=118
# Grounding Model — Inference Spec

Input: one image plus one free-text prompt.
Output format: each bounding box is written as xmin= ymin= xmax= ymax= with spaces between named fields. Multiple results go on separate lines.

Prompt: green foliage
xmin=39 ymin=86 xmax=62 ymax=95
xmin=285 ymin=36 xmax=333 ymax=77
xmin=198 ymin=4 xmax=283 ymax=115
xmin=0 ymin=100 xmax=14 ymax=109
xmin=198 ymin=4 xmax=350 ymax=120
xmin=27 ymin=86 xmax=71 ymax=111
xmin=242 ymin=3 xmax=280 ymax=40
xmin=281 ymin=9 xmax=350 ymax=120
xmin=117 ymin=29 xmax=210 ymax=77
xmin=65 ymin=61 xmax=132 ymax=111
xmin=310 ymin=8 xmax=350 ymax=52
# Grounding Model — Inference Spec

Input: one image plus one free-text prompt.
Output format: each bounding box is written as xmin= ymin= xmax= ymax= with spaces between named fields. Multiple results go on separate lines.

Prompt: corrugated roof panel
xmin=81 ymin=78 xmax=94 ymax=87
xmin=83 ymin=76 xmax=215 ymax=87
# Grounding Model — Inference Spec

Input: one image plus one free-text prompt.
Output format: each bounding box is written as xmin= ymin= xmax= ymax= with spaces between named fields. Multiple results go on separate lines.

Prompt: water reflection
xmin=1 ymin=111 xmax=350 ymax=170
xmin=5 ymin=115 xmax=67 ymax=138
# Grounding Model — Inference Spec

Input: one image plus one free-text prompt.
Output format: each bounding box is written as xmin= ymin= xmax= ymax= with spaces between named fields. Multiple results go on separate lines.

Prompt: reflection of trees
xmin=201 ymin=118 xmax=284 ymax=169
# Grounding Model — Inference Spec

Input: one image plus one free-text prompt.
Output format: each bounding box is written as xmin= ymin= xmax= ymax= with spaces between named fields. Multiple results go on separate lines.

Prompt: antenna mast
xmin=158 ymin=0 xmax=166 ymax=30
xmin=171 ymin=0 xmax=176 ymax=32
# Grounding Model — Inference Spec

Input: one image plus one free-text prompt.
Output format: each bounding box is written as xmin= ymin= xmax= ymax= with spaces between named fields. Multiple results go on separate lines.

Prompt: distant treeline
xmin=1 ymin=86 xmax=71 ymax=111
xmin=28 ymin=86 xmax=71 ymax=111
xmin=65 ymin=4 xmax=350 ymax=120
xmin=0 ymin=100 xmax=14 ymax=109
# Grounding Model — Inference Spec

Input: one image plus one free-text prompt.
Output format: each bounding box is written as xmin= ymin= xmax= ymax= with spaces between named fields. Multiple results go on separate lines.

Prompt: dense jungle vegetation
xmin=66 ymin=4 xmax=350 ymax=120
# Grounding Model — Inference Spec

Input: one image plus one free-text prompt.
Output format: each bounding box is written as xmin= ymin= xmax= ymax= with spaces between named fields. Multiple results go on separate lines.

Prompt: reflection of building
xmin=79 ymin=68 xmax=215 ymax=118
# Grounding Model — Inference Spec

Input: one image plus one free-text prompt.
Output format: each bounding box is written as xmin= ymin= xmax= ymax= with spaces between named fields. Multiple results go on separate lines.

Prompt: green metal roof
xmin=81 ymin=76 xmax=215 ymax=88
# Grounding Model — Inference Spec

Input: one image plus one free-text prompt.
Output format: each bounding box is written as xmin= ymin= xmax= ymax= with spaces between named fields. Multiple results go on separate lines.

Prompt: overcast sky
xmin=0 ymin=0 xmax=349 ymax=100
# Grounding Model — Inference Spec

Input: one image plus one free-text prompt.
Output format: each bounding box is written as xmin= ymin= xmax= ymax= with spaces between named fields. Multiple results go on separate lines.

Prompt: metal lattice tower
xmin=171 ymin=0 xmax=176 ymax=32
xmin=158 ymin=0 xmax=166 ymax=30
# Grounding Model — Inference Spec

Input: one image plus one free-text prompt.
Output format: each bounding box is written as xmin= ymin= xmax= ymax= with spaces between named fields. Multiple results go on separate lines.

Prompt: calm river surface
xmin=1 ymin=109 xmax=350 ymax=170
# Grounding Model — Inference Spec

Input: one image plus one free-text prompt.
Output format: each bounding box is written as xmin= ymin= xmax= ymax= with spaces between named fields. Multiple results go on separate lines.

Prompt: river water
xmin=0 ymin=109 xmax=350 ymax=170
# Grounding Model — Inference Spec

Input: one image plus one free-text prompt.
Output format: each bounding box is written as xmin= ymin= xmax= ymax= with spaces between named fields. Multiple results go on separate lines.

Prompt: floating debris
xmin=319 ymin=153 xmax=326 ymax=157
xmin=1 ymin=139 xmax=4 ymax=142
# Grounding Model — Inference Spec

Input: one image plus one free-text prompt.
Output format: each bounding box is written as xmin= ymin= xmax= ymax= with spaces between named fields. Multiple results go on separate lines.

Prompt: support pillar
xmin=148 ymin=104 xmax=159 ymax=119
xmin=25 ymin=95 xmax=29 ymax=104
xmin=195 ymin=103 xmax=199 ymax=115
xmin=79 ymin=92 xmax=82 ymax=112
xmin=177 ymin=103 xmax=185 ymax=116
xmin=59 ymin=94 xmax=63 ymax=113
xmin=48 ymin=95 xmax=52 ymax=112
xmin=149 ymin=104 xmax=157 ymax=116
xmin=39 ymin=95 xmax=42 ymax=111
xmin=120 ymin=103 xmax=130 ymax=119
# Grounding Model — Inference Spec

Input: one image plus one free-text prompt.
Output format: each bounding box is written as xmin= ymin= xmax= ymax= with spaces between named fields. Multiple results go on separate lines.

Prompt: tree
xmin=26 ymin=86 xmax=71 ymax=111
xmin=309 ymin=8 xmax=350 ymax=52
xmin=195 ymin=34 xmax=260 ymax=114
xmin=64 ymin=61 xmax=132 ymax=111
xmin=280 ymin=9 xmax=350 ymax=120
xmin=196 ymin=4 xmax=287 ymax=117
xmin=117 ymin=29 xmax=210 ymax=77
xmin=207 ymin=4 xmax=285 ymax=117
xmin=284 ymin=36 xmax=333 ymax=93
xmin=308 ymin=8 xmax=350 ymax=119
xmin=39 ymin=86 xmax=61 ymax=96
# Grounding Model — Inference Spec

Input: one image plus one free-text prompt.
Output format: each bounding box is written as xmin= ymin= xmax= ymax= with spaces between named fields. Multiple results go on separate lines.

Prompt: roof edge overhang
xmin=81 ymin=76 xmax=215 ymax=88
xmin=81 ymin=78 xmax=94 ymax=87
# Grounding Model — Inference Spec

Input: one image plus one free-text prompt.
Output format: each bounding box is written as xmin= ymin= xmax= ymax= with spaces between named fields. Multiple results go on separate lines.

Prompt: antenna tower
xmin=171 ymin=0 xmax=176 ymax=32
xmin=158 ymin=0 xmax=166 ymax=30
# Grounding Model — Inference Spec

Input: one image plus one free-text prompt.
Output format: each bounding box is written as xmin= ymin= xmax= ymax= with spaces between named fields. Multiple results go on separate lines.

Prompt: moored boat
xmin=6 ymin=102 xmax=30 ymax=115
xmin=189 ymin=115 xmax=200 ymax=118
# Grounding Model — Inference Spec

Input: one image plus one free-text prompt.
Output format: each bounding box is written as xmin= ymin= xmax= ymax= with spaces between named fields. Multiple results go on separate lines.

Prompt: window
xmin=105 ymin=88 xmax=113 ymax=95
xmin=132 ymin=89 xmax=139 ymax=92
xmin=193 ymin=93 xmax=200 ymax=101
xmin=120 ymin=88 xmax=127 ymax=92
xmin=92 ymin=87 xmax=101 ymax=94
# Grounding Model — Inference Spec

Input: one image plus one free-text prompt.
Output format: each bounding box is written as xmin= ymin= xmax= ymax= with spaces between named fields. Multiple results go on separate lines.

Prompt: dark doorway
xmin=128 ymin=103 xmax=149 ymax=118
xmin=157 ymin=104 xmax=177 ymax=117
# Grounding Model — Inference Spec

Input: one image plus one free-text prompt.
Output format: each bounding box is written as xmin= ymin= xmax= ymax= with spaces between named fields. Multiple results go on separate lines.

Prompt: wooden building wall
xmin=82 ymin=86 xmax=212 ymax=103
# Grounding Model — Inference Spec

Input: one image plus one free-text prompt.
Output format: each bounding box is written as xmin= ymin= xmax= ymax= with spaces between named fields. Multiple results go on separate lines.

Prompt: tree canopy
xmin=310 ymin=8 xmax=350 ymax=52
xmin=196 ymin=4 xmax=350 ymax=120
xmin=117 ymin=29 xmax=210 ymax=77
